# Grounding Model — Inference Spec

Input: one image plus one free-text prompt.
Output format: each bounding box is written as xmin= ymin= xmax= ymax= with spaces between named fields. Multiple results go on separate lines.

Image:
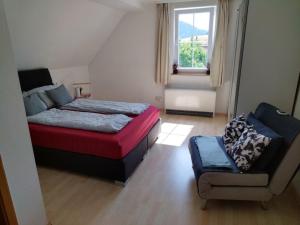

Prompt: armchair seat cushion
xmin=189 ymin=136 xmax=239 ymax=182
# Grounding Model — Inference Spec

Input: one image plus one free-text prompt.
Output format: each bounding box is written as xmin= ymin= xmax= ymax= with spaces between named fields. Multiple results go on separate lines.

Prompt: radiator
xmin=164 ymin=89 xmax=216 ymax=116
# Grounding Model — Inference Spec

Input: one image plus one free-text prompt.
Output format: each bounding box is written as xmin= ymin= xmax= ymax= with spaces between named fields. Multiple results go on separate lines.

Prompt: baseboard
xmin=165 ymin=109 xmax=213 ymax=117
xmin=215 ymin=113 xmax=228 ymax=117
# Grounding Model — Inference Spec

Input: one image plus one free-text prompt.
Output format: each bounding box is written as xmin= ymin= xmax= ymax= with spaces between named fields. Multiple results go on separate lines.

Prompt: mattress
xmin=29 ymin=105 xmax=160 ymax=159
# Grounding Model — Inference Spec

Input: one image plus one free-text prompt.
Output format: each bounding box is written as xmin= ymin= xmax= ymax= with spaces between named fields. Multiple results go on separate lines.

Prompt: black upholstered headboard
xmin=18 ymin=68 xmax=53 ymax=92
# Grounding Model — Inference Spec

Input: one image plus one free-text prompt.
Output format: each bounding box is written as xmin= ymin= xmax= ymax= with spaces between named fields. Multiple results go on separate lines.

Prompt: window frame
xmin=173 ymin=6 xmax=216 ymax=74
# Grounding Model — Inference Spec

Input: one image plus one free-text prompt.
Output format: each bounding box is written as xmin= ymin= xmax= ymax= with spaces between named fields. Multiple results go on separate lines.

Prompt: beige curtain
xmin=155 ymin=3 xmax=170 ymax=85
xmin=210 ymin=0 xmax=229 ymax=88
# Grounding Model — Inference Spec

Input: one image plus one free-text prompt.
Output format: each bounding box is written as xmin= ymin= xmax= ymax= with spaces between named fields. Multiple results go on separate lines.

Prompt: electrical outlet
xmin=155 ymin=96 xmax=163 ymax=102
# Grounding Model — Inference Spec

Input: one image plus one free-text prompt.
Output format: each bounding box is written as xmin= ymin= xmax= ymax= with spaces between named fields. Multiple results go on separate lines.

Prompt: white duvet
xmin=61 ymin=99 xmax=149 ymax=115
xmin=27 ymin=109 xmax=132 ymax=133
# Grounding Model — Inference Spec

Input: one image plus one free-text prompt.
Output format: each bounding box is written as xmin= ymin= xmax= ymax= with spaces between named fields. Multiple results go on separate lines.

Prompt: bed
xmin=18 ymin=68 xmax=161 ymax=183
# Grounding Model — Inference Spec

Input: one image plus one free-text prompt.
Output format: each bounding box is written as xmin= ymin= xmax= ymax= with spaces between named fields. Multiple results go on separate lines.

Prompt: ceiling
xmin=3 ymin=0 xmax=125 ymax=69
xmin=92 ymin=0 xmax=143 ymax=10
xmin=3 ymin=0 xmax=200 ymax=69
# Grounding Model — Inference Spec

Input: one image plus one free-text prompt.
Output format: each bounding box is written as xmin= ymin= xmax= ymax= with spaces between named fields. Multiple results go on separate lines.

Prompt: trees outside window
xmin=174 ymin=6 xmax=215 ymax=72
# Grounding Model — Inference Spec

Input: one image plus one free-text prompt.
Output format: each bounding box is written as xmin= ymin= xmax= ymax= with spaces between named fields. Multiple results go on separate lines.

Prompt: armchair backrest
xmin=254 ymin=103 xmax=300 ymax=145
xmin=254 ymin=103 xmax=300 ymax=195
xmin=269 ymin=134 xmax=300 ymax=195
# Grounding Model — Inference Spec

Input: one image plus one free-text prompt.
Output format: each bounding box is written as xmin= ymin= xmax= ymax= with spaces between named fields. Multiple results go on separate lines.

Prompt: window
xmin=173 ymin=6 xmax=216 ymax=73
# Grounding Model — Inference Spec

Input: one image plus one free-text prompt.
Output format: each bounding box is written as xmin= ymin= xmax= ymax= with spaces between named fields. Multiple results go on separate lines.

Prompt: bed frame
xmin=18 ymin=68 xmax=161 ymax=183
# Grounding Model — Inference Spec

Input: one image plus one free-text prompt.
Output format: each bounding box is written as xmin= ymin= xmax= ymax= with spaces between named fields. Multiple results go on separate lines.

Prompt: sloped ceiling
xmin=93 ymin=0 xmax=143 ymax=10
xmin=3 ymin=0 xmax=195 ymax=69
xmin=3 ymin=0 xmax=126 ymax=69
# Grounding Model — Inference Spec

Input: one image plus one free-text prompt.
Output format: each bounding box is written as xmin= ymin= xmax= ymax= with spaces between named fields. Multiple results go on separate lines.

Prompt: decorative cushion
xmin=223 ymin=114 xmax=249 ymax=156
xmin=23 ymin=93 xmax=47 ymax=116
xmin=247 ymin=113 xmax=284 ymax=173
xmin=46 ymin=84 xmax=73 ymax=107
xmin=232 ymin=128 xmax=271 ymax=171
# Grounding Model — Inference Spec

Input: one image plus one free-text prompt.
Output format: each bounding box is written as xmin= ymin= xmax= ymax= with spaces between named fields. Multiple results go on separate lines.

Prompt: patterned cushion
xmin=232 ymin=128 xmax=271 ymax=171
xmin=223 ymin=114 xmax=249 ymax=156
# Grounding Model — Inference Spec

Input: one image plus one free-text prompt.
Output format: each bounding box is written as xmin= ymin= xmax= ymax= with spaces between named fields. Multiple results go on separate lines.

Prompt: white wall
xmin=2 ymin=0 xmax=241 ymax=113
xmin=3 ymin=0 xmax=124 ymax=69
xmin=0 ymin=0 xmax=48 ymax=224
xmin=90 ymin=4 xmax=164 ymax=108
xmin=236 ymin=0 xmax=300 ymax=114
xmin=3 ymin=0 xmax=123 ymax=100
xmin=90 ymin=1 xmax=241 ymax=113
xmin=50 ymin=66 xmax=91 ymax=97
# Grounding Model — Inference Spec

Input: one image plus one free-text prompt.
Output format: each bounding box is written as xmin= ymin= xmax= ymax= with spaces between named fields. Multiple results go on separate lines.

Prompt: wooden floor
xmin=38 ymin=114 xmax=300 ymax=225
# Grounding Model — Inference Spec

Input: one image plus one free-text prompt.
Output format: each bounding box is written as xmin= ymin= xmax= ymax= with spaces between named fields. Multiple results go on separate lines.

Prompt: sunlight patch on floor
xmin=156 ymin=122 xmax=194 ymax=147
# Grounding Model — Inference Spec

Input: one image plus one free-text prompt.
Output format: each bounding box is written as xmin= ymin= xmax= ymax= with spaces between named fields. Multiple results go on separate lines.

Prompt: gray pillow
xmin=37 ymin=92 xmax=55 ymax=108
xmin=46 ymin=84 xmax=73 ymax=107
xmin=22 ymin=84 xmax=58 ymax=97
xmin=23 ymin=93 xmax=47 ymax=116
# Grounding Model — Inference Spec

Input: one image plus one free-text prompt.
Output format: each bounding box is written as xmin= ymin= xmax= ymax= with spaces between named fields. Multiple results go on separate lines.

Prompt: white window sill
xmin=175 ymin=67 xmax=209 ymax=74
xmin=172 ymin=68 xmax=209 ymax=76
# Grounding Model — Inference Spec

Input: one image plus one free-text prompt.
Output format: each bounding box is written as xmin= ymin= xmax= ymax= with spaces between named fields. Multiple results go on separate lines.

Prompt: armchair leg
xmin=260 ymin=201 xmax=269 ymax=210
xmin=200 ymin=198 xmax=207 ymax=210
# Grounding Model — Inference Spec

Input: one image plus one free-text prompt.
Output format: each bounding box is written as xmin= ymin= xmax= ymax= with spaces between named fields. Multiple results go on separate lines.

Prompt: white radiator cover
xmin=164 ymin=89 xmax=216 ymax=114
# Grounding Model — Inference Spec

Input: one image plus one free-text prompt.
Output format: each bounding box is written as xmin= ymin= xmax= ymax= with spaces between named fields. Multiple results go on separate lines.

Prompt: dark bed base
xmin=34 ymin=119 xmax=161 ymax=183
